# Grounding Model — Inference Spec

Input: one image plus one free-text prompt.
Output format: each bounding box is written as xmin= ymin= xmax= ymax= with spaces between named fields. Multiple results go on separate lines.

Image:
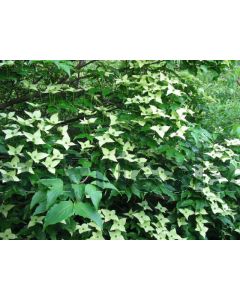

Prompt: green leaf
xmin=89 ymin=171 xmax=109 ymax=182
xmin=30 ymin=190 xmax=46 ymax=209
xmin=85 ymin=184 xmax=102 ymax=209
xmin=66 ymin=168 xmax=82 ymax=183
xmin=231 ymin=124 xmax=240 ymax=138
xmin=53 ymin=61 xmax=73 ymax=76
xmin=0 ymin=144 xmax=8 ymax=154
xmin=177 ymin=199 xmax=194 ymax=209
xmin=66 ymin=167 xmax=90 ymax=183
xmin=45 ymin=201 xmax=74 ymax=227
xmin=74 ymin=202 xmax=103 ymax=228
xmin=72 ymin=184 xmax=85 ymax=201
xmin=40 ymin=179 xmax=64 ymax=209
xmin=40 ymin=178 xmax=63 ymax=188
xmin=195 ymin=200 xmax=207 ymax=211
xmin=162 ymin=184 xmax=177 ymax=200
xmin=47 ymin=188 xmax=63 ymax=209
xmin=91 ymin=180 xmax=119 ymax=192
xmin=131 ymin=184 xmax=141 ymax=198
xmin=33 ymin=202 xmax=47 ymax=216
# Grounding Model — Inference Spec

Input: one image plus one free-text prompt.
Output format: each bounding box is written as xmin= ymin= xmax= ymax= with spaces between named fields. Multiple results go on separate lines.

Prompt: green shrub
xmin=0 ymin=60 xmax=240 ymax=239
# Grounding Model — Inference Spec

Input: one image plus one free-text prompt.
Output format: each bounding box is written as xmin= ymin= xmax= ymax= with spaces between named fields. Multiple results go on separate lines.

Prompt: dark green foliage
xmin=0 ymin=60 xmax=240 ymax=240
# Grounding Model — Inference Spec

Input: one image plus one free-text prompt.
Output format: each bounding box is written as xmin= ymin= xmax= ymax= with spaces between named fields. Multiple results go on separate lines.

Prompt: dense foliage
xmin=0 ymin=60 xmax=240 ymax=240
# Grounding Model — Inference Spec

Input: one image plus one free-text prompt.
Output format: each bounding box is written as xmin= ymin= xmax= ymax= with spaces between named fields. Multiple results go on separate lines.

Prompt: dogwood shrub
xmin=0 ymin=60 xmax=239 ymax=239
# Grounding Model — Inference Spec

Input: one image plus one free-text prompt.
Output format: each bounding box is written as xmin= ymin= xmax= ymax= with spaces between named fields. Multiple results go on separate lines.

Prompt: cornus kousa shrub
xmin=0 ymin=60 xmax=240 ymax=239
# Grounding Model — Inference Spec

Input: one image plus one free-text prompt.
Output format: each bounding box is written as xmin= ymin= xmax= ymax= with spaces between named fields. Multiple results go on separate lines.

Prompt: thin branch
xmin=78 ymin=60 xmax=97 ymax=70
xmin=57 ymin=115 xmax=83 ymax=126
xmin=0 ymin=96 xmax=29 ymax=110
